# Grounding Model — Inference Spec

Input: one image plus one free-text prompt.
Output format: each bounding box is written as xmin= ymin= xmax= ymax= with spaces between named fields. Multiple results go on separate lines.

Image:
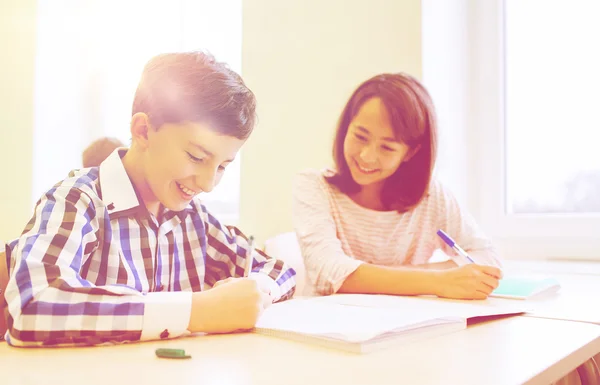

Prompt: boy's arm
xmin=200 ymin=207 xmax=296 ymax=302
xmin=0 ymin=243 xmax=8 ymax=340
xmin=4 ymin=187 xmax=191 ymax=347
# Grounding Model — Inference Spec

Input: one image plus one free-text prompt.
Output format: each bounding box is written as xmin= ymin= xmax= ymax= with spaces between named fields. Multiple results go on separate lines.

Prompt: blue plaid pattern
xmin=3 ymin=151 xmax=296 ymax=347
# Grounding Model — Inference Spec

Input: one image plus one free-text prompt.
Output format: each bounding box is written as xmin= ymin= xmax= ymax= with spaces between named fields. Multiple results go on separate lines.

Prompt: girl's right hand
xmin=435 ymin=264 xmax=503 ymax=300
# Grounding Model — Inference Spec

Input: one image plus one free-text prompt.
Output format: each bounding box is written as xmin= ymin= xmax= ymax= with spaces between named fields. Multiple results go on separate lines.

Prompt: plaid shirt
xmin=3 ymin=150 xmax=296 ymax=347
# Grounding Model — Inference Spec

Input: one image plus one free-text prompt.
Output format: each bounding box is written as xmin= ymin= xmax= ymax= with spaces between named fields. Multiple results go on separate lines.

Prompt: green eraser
xmin=155 ymin=348 xmax=191 ymax=359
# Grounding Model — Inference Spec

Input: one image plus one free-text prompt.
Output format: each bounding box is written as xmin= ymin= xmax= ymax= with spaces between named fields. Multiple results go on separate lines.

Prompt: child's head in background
xmin=82 ymin=137 xmax=125 ymax=168
xmin=326 ymin=73 xmax=438 ymax=212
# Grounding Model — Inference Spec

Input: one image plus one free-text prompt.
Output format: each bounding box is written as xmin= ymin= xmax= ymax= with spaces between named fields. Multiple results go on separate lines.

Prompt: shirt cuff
xmin=249 ymin=273 xmax=281 ymax=302
xmin=141 ymin=292 xmax=192 ymax=341
xmin=329 ymin=259 xmax=364 ymax=295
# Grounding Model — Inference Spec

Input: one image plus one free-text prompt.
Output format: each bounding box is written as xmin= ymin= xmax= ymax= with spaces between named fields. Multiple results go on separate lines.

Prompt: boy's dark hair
xmin=132 ymin=51 xmax=256 ymax=140
xmin=326 ymin=73 xmax=438 ymax=213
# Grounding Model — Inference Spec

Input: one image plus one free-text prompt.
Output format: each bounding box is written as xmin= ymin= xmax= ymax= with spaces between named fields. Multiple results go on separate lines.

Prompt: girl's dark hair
xmin=326 ymin=73 xmax=438 ymax=212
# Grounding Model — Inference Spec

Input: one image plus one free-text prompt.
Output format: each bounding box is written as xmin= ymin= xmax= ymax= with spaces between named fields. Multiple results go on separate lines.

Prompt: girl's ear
xmin=403 ymin=144 xmax=422 ymax=163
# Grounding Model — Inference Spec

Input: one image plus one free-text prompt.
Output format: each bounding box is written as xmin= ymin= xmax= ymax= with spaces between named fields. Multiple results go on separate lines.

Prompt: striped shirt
xmin=292 ymin=169 xmax=500 ymax=295
xmin=4 ymin=150 xmax=296 ymax=347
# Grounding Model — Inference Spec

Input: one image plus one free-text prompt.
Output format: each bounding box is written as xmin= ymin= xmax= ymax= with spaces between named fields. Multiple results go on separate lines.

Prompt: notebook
xmin=311 ymin=293 xmax=531 ymax=319
xmin=490 ymin=276 xmax=561 ymax=299
xmin=254 ymin=298 xmax=464 ymax=353
xmin=254 ymin=296 xmax=525 ymax=354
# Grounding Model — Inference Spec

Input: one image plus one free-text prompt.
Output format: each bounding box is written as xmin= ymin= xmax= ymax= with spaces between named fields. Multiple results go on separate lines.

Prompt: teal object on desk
xmin=491 ymin=277 xmax=561 ymax=299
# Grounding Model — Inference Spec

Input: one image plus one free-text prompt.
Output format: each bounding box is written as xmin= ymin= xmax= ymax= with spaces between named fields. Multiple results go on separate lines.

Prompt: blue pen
xmin=436 ymin=229 xmax=475 ymax=264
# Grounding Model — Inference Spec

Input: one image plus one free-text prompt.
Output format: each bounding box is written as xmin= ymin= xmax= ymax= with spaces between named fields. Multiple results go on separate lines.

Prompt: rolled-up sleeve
xmin=292 ymin=170 xmax=363 ymax=295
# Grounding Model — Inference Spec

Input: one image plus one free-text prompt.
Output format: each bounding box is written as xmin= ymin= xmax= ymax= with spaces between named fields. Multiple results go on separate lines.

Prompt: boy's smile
xmin=175 ymin=182 xmax=199 ymax=199
xmin=124 ymin=115 xmax=246 ymax=216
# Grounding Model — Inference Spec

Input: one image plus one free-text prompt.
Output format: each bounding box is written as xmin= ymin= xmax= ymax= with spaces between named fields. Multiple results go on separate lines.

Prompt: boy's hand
xmin=213 ymin=276 xmax=274 ymax=302
xmin=188 ymin=278 xmax=271 ymax=334
xmin=211 ymin=277 xmax=236 ymax=289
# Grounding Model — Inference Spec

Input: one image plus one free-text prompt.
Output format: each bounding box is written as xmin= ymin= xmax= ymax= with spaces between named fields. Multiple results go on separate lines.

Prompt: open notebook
xmin=254 ymin=296 xmax=526 ymax=354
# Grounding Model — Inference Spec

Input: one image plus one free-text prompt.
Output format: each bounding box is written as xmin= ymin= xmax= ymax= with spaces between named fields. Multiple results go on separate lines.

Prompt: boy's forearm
xmin=5 ymin=271 xmax=192 ymax=347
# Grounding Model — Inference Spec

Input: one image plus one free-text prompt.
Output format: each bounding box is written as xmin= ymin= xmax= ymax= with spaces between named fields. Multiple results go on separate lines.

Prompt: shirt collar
xmin=98 ymin=148 xmax=198 ymax=218
xmin=99 ymin=148 xmax=142 ymax=216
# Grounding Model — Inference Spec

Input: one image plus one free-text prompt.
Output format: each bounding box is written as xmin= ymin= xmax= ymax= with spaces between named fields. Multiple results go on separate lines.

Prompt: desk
xmin=1 ymin=316 xmax=599 ymax=385
xmin=501 ymin=260 xmax=600 ymax=325
xmin=503 ymin=259 xmax=600 ymax=277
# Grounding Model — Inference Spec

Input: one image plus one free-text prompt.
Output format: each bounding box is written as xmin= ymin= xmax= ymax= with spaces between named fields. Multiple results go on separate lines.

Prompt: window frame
xmin=470 ymin=0 xmax=600 ymax=260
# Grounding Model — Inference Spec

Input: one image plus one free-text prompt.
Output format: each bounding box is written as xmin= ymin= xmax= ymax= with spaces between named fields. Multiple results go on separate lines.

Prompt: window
xmin=505 ymin=0 xmax=600 ymax=215
xmin=33 ymin=0 xmax=242 ymax=223
xmin=471 ymin=0 xmax=600 ymax=259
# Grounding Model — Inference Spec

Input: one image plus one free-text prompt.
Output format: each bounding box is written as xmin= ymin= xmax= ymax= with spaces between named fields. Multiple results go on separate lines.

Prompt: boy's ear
xmin=130 ymin=113 xmax=152 ymax=149
xmin=403 ymin=144 xmax=422 ymax=163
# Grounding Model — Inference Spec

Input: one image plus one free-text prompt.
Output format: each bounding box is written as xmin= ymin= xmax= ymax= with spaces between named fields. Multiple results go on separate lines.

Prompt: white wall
xmin=240 ymin=0 xmax=422 ymax=243
xmin=0 ymin=0 xmax=423 ymax=245
xmin=421 ymin=0 xmax=472 ymax=211
xmin=0 ymin=0 xmax=36 ymax=241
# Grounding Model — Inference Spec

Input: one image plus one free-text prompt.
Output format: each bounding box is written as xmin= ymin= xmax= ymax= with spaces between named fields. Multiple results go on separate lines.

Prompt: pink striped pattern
xmin=292 ymin=169 xmax=501 ymax=295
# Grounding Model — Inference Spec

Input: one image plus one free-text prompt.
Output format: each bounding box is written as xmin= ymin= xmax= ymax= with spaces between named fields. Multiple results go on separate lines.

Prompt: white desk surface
xmin=503 ymin=259 xmax=600 ymax=276
xmin=1 ymin=316 xmax=599 ymax=385
xmin=500 ymin=260 xmax=600 ymax=325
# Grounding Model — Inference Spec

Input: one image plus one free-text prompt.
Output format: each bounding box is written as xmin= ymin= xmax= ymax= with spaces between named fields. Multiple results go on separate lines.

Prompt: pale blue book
xmin=491 ymin=277 xmax=561 ymax=300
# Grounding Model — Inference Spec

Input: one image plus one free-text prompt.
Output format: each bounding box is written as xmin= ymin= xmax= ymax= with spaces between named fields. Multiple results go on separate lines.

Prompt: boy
xmin=2 ymin=51 xmax=296 ymax=347
xmin=0 ymin=139 xmax=123 ymax=340
xmin=0 ymin=244 xmax=7 ymax=339
xmin=82 ymin=137 xmax=125 ymax=168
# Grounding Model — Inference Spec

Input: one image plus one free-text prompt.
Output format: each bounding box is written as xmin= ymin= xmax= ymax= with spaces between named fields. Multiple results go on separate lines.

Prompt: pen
xmin=244 ymin=235 xmax=255 ymax=277
xmin=436 ymin=229 xmax=475 ymax=264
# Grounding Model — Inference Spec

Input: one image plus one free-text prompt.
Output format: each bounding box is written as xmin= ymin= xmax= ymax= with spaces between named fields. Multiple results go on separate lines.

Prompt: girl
xmin=292 ymin=73 xmax=502 ymax=300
